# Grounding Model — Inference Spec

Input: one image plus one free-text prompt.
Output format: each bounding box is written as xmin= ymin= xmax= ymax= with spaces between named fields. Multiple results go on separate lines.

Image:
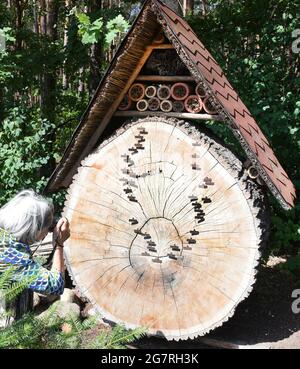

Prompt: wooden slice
xmin=63 ymin=117 xmax=269 ymax=341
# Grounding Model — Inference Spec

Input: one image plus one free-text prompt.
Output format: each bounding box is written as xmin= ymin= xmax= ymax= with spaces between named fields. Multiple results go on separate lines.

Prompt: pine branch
xmin=3 ymin=275 xmax=36 ymax=303
xmin=0 ymin=266 xmax=15 ymax=290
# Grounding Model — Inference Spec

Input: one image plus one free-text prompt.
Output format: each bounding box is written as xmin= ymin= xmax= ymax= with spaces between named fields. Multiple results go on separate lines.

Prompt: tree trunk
xmin=39 ymin=0 xmax=59 ymax=121
xmin=88 ymin=0 xmax=103 ymax=96
xmin=185 ymin=0 xmax=195 ymax=15
xmin=14 ymin=0 xmax=25 ymax=50
xmin=63 ymin=117 xmax=269 ymax=340
xmin=201 ymin=0 xmax=208 ymax=15
xmin=62 ymin=0 xmax=70 ymax=90
xmin=39 ymin=0 xmax=60 ymax=177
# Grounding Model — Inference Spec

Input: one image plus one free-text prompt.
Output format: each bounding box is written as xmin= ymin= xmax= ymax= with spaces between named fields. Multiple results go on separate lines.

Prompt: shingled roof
xmin=45 ymin=0 xmax=296 ymax=210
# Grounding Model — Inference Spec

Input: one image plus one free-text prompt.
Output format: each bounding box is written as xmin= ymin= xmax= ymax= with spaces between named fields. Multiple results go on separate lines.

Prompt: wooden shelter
xmin=45 ymin=0 xmax=296 ymax=340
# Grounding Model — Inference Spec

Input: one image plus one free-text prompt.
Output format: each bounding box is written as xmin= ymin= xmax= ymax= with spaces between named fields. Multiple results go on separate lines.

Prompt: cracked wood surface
xmin=63 ymin=117 xmax=266 ymax=340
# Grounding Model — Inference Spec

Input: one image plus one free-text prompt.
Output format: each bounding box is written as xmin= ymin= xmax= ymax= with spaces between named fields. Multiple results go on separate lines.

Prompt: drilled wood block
xmin=63 ymin=117 xmax=268 ymax=341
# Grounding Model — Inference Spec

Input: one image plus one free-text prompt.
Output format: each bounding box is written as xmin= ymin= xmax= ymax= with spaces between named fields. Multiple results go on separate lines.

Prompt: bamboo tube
xmin=160 ymin=99 xmax=173 ymax=112
xmin=195 ymin=83 xmax=207 ymax=99
xmin=148 ymin=97 xmax=160 ymax=111
xmin=118 ymin=94 xmax=132 ymax=111
xmin=247 ymin=165 xmax=264 ymax=185
xmin=172 ymin=100 xmax=185 ymax=113
xmin=203 ymin=96 xmax=217 ymax=114
xmin=145 ymin=85 xmax=157 ymax=98
xmin=136 ymin=99 xmax=149 ymax=112
xmin=157 ymin=85 xmax=171 ymax=100
xmin=171 ymin=82 xmax=190 ymax=101
xmin=184 ymin=95 xmax=203 ymax=113
xmin=129 ymin=83 xmax=145 ymax=101
xmin=247 ymin=166 xmax=259 ymax=179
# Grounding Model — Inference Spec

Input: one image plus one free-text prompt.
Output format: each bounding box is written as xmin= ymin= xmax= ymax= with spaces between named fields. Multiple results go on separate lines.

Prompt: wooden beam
xmin=114 ymin=110 xmax=222 ymax=121
xmin=149 ymin=43 xmax=174 ymax=49
xmin=136 ymin=75 xmax=195 ymax=82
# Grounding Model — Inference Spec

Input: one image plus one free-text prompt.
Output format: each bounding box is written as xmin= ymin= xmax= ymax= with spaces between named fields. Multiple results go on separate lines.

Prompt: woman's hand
xmin=53 ymin=217 xmax=70 ymax=246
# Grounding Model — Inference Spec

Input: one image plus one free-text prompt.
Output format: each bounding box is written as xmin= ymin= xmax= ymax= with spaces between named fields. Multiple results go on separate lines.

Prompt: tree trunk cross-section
xmin=63 ymin=117 xmax=268 ymax=341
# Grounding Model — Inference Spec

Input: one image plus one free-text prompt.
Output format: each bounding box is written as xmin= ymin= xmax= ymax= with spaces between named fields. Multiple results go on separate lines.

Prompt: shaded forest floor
xmin=131 ymin=259 xmax=300 ymax=349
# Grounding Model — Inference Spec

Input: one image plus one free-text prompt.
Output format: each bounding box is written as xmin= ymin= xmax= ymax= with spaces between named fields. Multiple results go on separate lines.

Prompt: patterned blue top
xmin=0 ymin=228 xmax=64 ymax=295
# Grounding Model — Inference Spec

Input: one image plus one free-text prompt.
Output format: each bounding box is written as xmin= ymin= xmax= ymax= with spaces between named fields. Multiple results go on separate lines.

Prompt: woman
xmin=0 ymin=189 xmax=70 ymax=322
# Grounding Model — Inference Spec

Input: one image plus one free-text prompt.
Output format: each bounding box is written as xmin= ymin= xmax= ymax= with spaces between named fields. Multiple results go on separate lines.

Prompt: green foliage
xmin=3 ymin=277 xmax=36 ymax=304
xmin=0 ymin=310 xmax=63 ymax=349
xmin=75 ymin=11 xmax=104 ymax=45
xmin=74 ymin=8 xmax=129 ymax=49
xmin=0 ymin=267 xmax=15 ymax=291
xmin=0 ymin=28 xmax=16 ymax=83
xmin=0 ymin=107 xmax=53 ymax=204
xmin=0 ymin=27 xmax=15 ymax=47
xmin=0 ymin=303 xmax=146 ymax=349
xmin=0 ymin=266 xmax=36 ymax=303
xmin=0 ymin=2 xmax=133 ymax=212
xmin=105 ymin=14 xmax=130 ymax=46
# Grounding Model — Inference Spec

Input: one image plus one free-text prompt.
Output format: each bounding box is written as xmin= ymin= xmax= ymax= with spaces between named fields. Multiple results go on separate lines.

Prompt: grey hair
xmin=0 ymin=189 xmax=54 ymax=245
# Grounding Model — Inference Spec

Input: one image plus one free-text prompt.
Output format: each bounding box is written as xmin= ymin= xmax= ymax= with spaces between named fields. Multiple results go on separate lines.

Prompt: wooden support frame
xmin=149 ymin=43 xmax=174 ymax=49
xmin=114 ymin=110 xmax=222 ymax=121
xmin=136 ymin=75 xmax=195 ymax=82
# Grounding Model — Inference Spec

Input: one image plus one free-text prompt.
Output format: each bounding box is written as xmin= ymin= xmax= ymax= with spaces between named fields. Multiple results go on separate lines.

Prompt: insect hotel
xmin=45 ymin=0 xmax=296 ymax=340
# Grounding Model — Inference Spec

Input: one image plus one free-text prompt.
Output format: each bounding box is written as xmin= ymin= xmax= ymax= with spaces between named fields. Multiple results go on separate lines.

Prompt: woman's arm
xmin=52 ymin=217 xmax=70 ymax=274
